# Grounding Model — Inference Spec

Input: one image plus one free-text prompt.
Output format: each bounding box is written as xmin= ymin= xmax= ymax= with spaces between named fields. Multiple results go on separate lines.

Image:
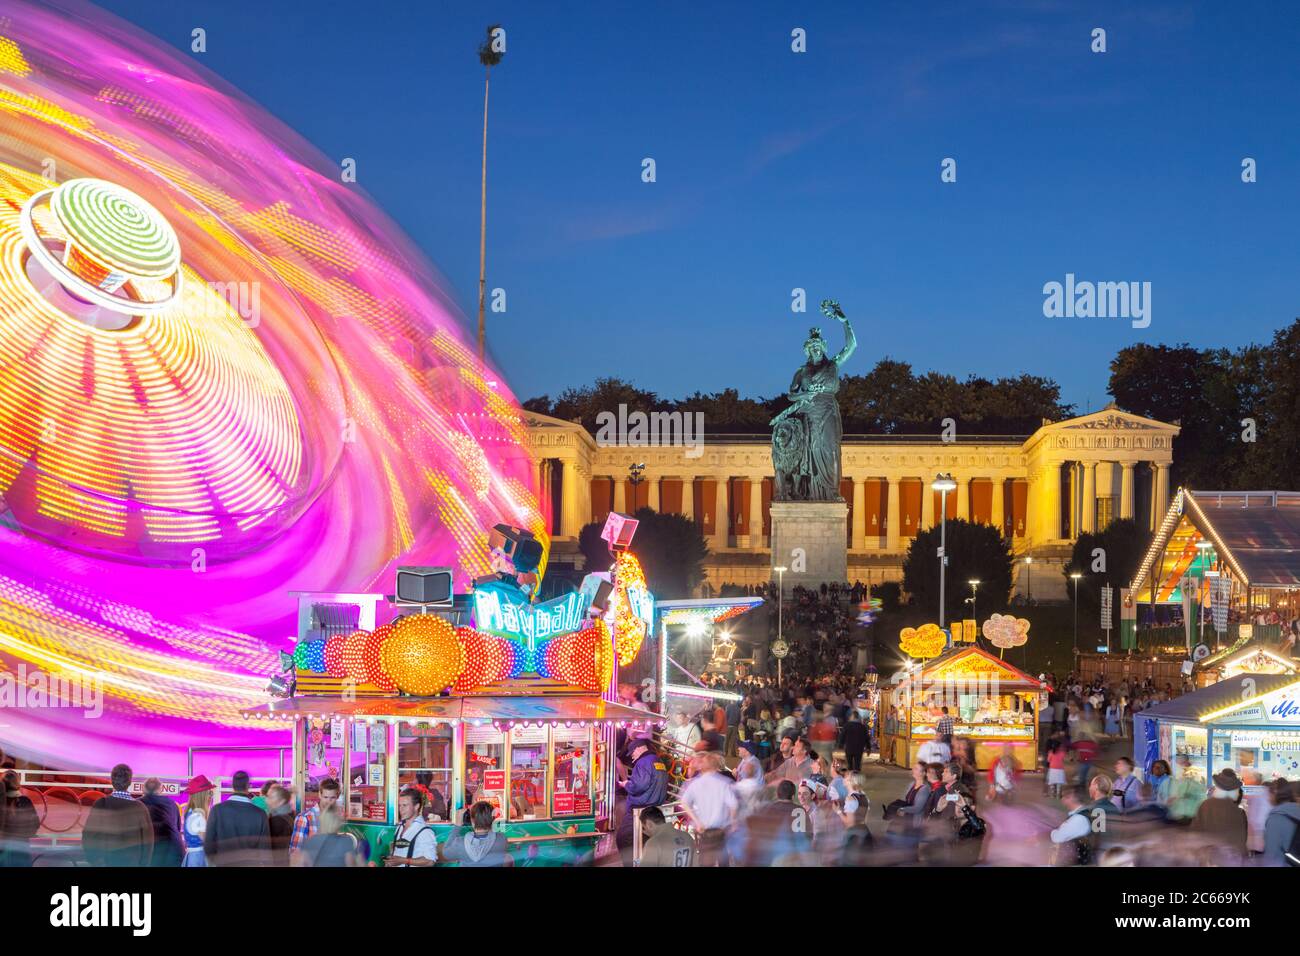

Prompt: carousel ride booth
xmin=242 ymin=515 xmax=664 ymax=865
xmin=879 ymin=645 xmax=1049 ymax=771
xmin=1129 ymin=489 xmax=1300 ymax=657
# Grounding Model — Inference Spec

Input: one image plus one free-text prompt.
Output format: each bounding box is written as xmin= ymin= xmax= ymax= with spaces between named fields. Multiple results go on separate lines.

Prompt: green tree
xmin=1238 ymin=320 xmax=1300 ymax=488
xmin=549 ymin=378 xmax=661 ymax=432
xmin=1062 ymin=518 xmax=1152 ymax=618
xmin=1108 ymin=343 xmax=1245 ymax=489
xmin=901 ymin=519 xmax=1013 ymax=625
xmin=576 ymin=507 xmax=708 ymax=599
xmin=675 ymin=388 xmax=771 ymax=433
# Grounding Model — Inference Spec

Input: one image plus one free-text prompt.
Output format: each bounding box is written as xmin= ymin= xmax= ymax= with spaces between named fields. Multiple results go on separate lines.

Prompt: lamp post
xmin=932 ymin=473 xmax=957 ymax=628
xmin=627 ymin=462 xmax=646 ymax=511
xmin=1195 ymin=540 xmax=1214 ymax=648
xmin=1024 ymin=555 xmax=1033 ymax=602
xmin=774 ymin=565 xmax=787 ymax=684
xmin=1070 ymin=571 xmax=1083 ymax=660
xmin=968 ymin=579 xmax=981 ymax=634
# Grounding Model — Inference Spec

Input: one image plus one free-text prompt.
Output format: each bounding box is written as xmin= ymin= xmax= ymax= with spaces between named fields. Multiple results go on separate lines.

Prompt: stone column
xmin=682 ymin=477 xmax=694 ymax=521
xmin=560 ymin=460 xmax=579 ymax=537
xmin=1067 ymin=463 xmax=1078 ymax=538
xmin=1081 ymin=461 xmax=1097 ymax=534
xmin=1040 ymin=461 xmax=1061 ymax=541
xmin=851 ymin=478 xmax=867 ymax=550
xmin=957 ymin=477 xmax=971 ymax=521
xmin=1154 ymin=462 xmax=1170 ymax=523
xmin=885 ymin=478 xmax=901 ymax=551
xmin=613 ymin=477 xmax=626 ymax=515
xmin=1120 ymin=462 xmax=1135 ymax=520
xmin=991 ymin=477 xmax=1005 ymax=535
xmin=647 ymin=476 xmax=660 ymax=512
xmin=748 ymin=477 xmax=764 ymax=549
xmin=921 ymin=480 xmax=935 ymax=530
xmin=714 ymin=477 xmax=729 ymax=551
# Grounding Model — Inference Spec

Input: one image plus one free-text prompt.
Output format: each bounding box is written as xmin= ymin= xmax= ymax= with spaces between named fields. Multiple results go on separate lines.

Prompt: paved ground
xmin=608 ymin=733 xmax=1141 ymax=865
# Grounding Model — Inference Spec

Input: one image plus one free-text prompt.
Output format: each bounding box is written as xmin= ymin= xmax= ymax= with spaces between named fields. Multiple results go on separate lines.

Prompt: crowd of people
xmin=4 ymin=645 xmax=1299 ymax=869
xmin=0 ymin=762 xmax=516 ymax=868
xmin=626 ymin=663 xmax=1300 ymax=868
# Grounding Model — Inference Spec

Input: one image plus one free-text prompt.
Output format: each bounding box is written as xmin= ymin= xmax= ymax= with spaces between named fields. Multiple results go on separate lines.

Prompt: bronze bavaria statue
xmin=770 ymin=299 xmax=856 ymax=501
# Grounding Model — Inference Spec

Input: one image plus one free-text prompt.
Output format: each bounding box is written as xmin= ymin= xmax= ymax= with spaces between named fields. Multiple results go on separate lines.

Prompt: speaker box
xmin=395 ymin=566 xmax=454 ymax=607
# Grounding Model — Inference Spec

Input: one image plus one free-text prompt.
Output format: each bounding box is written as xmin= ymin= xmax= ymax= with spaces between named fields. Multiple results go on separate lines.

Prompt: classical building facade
xmin=525 ymin=408 xmax=1179 ymax=601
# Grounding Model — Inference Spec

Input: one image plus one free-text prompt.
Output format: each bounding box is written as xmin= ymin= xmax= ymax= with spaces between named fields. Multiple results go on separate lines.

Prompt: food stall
xmin=241 ymin=513 xmax=669 ymax=865
xmin=1134 ymin=674 xmax=1300 ymax=783
xmin=878 ymin=645 xmax=1048 ymax=771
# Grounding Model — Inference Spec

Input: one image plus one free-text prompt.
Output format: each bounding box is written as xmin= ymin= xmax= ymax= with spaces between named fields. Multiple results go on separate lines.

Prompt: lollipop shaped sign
xmin=983 ymin=614 xmax=1030 ymax=657
xmin=900 ymin=623 xmax=947 ymax=660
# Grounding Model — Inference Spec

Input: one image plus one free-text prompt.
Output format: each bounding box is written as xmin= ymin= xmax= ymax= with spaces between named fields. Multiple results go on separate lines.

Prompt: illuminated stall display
xmin=878 ymin=645 xmax=1049 ymax=771
xmin=1135 ymin=675 xmax=1300 ymax=785
xmin=243 ymin=515 xmax=673 ymax=864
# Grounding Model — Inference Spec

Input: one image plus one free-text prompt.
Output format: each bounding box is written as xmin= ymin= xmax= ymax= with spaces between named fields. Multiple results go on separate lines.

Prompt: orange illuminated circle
xmin=381 ymin=615 xmax=464 ymax=696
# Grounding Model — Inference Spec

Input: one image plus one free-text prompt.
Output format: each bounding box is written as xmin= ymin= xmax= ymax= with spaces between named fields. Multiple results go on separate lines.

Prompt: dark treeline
xmin=522 ymin=359 xmax=1074 ymax=436
xmin=1108 ymin=319 xmax=1300 ymax=492
xmin=524 ymin=318 xmax=1300 ymax=492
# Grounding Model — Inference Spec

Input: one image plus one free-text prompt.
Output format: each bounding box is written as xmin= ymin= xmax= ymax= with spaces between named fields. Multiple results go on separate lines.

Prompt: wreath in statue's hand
xmin=820 ymin=299 xmax=846 ymax=322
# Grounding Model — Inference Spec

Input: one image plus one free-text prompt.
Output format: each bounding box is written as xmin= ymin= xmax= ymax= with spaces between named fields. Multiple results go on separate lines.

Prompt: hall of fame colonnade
xmin=525 ymin=408 xmax=1178 ymax=601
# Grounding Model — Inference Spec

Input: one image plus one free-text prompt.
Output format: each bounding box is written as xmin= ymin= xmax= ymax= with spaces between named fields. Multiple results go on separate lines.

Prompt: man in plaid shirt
xmin=936 ymin=707 xmax=955 ymax=742
xmin=290 ymin=778 xmax=341 ymax=851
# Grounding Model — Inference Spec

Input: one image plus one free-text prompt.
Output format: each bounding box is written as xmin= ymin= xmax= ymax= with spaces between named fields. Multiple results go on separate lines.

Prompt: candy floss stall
xmin=241 ymin=514 xmax=663 ymax=865
xmin=879 ymin=645 xmax=1049 ymax=771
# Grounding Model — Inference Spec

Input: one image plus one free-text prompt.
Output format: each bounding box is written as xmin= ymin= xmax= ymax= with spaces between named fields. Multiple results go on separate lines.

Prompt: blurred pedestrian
xmin=638 ymin=806 xmax=695 ymax=867
xmin=82 ymin=763 xmax=153 ymax=867
xmin=0 ymin=771 xmax=39 ymax=867
xmin=1261 ymin=779 xmax=1300 ymax=867
xmin=1192 ymin=768 xmax=1247 ymax=862
xmin=204 ymin=769 xmax=270 ymax=867
xmin=140 ymin=777 xmax=184 ymax=867
xmin=180 ymin=775 xmax=215 ymax=867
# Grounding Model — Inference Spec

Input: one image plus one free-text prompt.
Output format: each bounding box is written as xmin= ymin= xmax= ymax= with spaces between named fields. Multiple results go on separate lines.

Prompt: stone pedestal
xmin=769 ymin=501 xmax=848 ymax=591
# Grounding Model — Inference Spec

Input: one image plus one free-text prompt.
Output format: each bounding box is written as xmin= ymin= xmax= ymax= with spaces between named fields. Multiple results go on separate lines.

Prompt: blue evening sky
xmin=97 ymin=0 xmax=1300 ymax=414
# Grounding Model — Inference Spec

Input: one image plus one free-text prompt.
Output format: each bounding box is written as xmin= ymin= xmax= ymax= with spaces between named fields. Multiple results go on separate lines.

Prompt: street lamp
xmin=1195 ymin=540 xmax=1214 ymax=647
xmin=931 ymin=473 xmax=957 ymax=628
xmin=1024 ymin=555 xmax=1033 ymax=602
xmin=968 ymin=579 xmax=981 ymax=630
xmin=774 ymin=565 xmax=787 ymax=684
xmin=627 ymin=462 xmax=646 ymax=511
xmin=1070 ymin=571 xmax=1083 ymax=659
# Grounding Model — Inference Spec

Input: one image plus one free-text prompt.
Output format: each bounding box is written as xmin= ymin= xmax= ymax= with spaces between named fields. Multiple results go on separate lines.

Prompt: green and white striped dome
xmin=51 ymin=178 xmax=180 ymax=279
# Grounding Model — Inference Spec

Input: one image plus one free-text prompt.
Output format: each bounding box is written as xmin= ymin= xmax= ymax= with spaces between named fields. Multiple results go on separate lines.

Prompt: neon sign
xmin=472 ymin=588 xmax=591 ymax=650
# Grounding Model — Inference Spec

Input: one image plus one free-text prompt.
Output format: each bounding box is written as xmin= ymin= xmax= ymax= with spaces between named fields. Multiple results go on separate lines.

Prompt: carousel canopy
xmin=1134 ymin=490 xmax=1300 ymax=598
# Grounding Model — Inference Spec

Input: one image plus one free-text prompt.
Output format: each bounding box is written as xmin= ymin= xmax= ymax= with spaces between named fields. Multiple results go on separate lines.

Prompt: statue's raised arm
xmin=820 ymin=299 xmax=856 ymax=367
xmin=770 ymin=297 xmax=855 ymax=501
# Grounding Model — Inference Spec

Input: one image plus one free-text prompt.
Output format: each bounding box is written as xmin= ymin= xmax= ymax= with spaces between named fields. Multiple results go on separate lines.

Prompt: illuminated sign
xmin=1269 ymin=691 xmax=1300 ymax=723
xmin=472 ymin=588 xmax=591 ymax=650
